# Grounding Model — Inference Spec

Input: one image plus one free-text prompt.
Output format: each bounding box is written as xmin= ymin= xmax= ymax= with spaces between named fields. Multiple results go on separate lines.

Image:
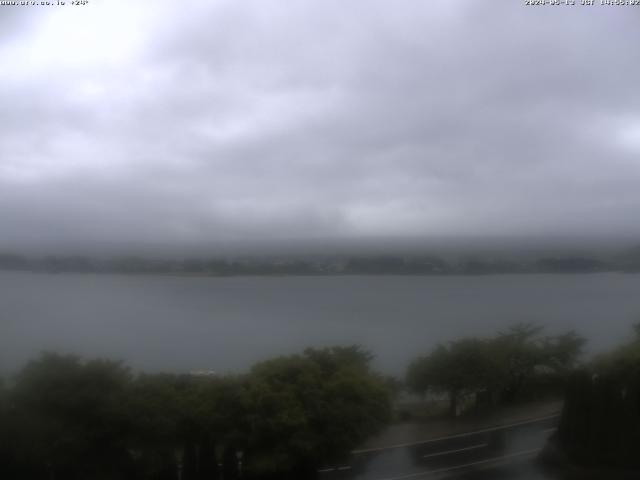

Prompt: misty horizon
xmin=2 ymin=233 xmax=640 ymax=260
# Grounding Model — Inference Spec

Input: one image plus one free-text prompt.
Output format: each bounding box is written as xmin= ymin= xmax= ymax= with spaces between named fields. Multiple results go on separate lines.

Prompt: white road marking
xmin=373 ymin=448 xmax=542 ymax=480
xmin=352 ymin=413 xmax=559 ymax=454
xmin=318 ymin=465 xmax=352 ymax=473
xmin=422 ymin=443 xmax=488 ymax=459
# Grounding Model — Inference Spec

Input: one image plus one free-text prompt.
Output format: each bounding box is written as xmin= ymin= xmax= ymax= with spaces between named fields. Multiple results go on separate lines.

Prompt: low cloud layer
xmin=1 ymin=0 xmax=639 ymax=252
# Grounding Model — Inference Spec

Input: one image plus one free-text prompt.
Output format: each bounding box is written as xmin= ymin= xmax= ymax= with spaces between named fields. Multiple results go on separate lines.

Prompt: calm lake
xmin=1 ymin=271 xmax=639 ymax=376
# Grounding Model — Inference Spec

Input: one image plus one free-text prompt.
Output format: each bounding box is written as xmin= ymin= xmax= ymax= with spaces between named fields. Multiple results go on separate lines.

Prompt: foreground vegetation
xmin=551 ymin=324 xmax=640 ymax=471
xmin=0 ymin=346 xmax=391 ymax=480
xmin=406 ymin=323 xmax=585 ymax=417
xmin=3 ymin=323 xmax=639 ymax=478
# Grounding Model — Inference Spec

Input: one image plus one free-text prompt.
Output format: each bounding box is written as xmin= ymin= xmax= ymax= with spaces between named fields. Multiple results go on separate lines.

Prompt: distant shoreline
xmin=1 ymin=268 xmax=638 ymax=278
xmin=1 ymin=251 xmax=639 ymax=277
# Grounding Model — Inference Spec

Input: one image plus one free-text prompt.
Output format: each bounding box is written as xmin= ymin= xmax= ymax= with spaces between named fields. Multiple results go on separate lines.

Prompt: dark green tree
xmin=495 ymin=323 xmax=584 ymax=402
xmin=407 ymin=338 xmax=500 ymax=416
xmin=407 ymin=324 xmax=586 ymax=414
xmin=11 ymin=353 xmax=134 ymax=480
xmin=556 ymin=324 xmax=640 ymax=469
xmin=241 ymin=346 xmax=391 ymax=478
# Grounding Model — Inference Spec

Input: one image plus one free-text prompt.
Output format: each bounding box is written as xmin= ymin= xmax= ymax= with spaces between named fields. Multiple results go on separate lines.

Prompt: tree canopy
xmin=555 ymin=324 xmax=640 ymax=469
xmin=407 ymin=323 xmax=585 ymax=415
xmin=0 ymin=347 xmax=391 ymax=480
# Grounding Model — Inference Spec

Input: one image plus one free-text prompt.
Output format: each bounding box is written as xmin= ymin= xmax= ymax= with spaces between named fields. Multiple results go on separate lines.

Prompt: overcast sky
xmin=1 ymin=0 xmax=639 ymax=253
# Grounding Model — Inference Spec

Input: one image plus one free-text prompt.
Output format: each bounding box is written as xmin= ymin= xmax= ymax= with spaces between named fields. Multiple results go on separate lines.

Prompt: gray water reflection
xmin=1 ymin=271 xmax=639 ymax=375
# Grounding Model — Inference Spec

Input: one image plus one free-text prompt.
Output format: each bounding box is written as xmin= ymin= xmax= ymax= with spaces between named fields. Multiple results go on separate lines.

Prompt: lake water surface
xmin=1 ymin=271 xmax=639 ymax=375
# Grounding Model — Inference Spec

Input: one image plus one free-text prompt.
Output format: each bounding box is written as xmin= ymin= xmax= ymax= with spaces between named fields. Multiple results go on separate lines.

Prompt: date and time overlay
xmin=1 ymin=0 xmax=639 ymax=7
xmin=525 ymin=0 xmax=640 ymax=5
xmin=0 ymin=1 xmax=88 ymax=6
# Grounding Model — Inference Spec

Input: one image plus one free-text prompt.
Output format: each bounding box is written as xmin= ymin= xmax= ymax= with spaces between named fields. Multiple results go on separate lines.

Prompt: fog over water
xmin=2 ymin=271 xmax=638 ymax=375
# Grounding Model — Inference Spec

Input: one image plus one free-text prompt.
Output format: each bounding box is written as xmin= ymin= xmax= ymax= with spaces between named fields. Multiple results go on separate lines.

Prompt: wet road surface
xmin=319 ymin=414 xmax=559 ymax=480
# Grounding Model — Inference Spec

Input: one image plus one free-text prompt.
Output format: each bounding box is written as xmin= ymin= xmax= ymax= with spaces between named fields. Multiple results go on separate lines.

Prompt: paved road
xmin=318 ymin=414 xmax=560 ymax=480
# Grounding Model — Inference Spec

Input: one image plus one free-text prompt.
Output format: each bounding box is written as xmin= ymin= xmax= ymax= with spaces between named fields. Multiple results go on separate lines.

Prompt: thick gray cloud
xmin=1 ymin=0 xmax=639 ymax=252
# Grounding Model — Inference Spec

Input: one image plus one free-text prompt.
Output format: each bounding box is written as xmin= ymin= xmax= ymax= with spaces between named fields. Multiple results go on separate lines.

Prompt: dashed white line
xmin=318 ymin=465 xmax=352 ymax=473
xmin=352 ymin=413 xmax=560 ymax=454
xmin=372 ymin=448 xmax=542 ymax=480
xmin=422 ymin=443 xmax=488 ymax=459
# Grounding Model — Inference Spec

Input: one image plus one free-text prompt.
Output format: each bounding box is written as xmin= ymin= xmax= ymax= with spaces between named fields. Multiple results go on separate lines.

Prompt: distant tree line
xmin=0 ymin=346 xmax=391 ymax=480
xmin=2 ymin=249 xmax=640 ymax=276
